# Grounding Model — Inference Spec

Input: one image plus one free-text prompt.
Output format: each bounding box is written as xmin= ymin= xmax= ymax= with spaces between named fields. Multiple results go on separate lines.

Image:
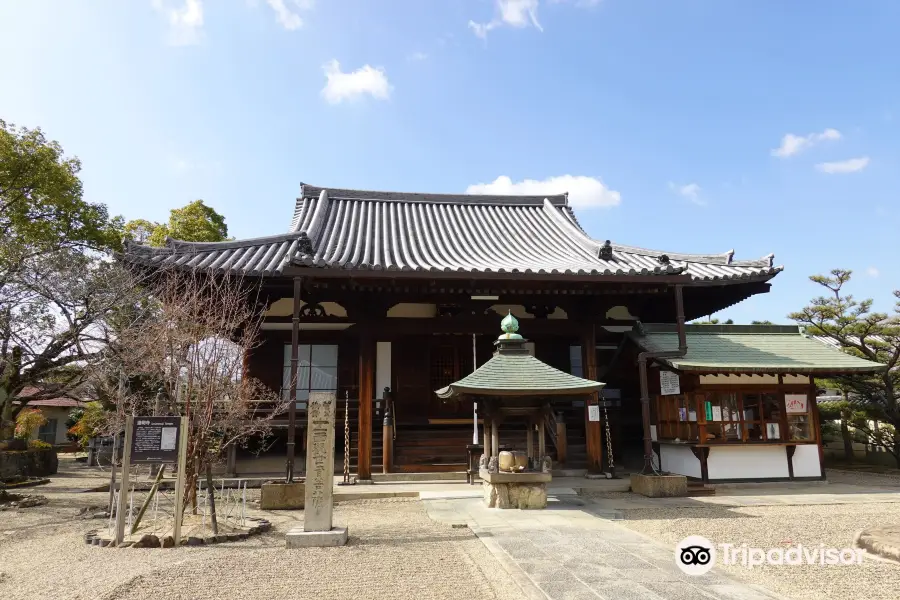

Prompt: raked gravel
xmin=614 ymin=490 xmax=900 ymax=600
xmin=0 ymin=461 xmax=521 ymax=600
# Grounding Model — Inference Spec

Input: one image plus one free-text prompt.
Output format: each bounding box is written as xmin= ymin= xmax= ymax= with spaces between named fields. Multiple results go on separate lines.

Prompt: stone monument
xmin=285 ymin=391 xmax=348 ymax=547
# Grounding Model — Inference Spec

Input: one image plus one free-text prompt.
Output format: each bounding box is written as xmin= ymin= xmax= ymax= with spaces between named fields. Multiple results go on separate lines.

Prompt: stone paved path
xmin=424 ymin=496 xmax=789 ymax=600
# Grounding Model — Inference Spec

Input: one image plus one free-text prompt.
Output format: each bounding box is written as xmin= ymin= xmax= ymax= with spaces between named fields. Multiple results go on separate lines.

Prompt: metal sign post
xmin=114 ymin=415 xmax=134 ymax=545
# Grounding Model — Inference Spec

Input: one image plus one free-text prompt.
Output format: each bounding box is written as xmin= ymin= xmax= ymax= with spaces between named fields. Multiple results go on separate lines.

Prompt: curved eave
xmin=435 ymin=382 xmax=605 ymax=399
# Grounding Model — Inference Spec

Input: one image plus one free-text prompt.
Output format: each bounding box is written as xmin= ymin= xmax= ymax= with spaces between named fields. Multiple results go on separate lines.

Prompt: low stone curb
xmin=83 ymin=517 xmax=271 ymax=548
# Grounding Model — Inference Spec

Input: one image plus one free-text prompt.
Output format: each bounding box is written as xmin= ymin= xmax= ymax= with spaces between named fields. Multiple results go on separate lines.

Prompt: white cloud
xmin=465 ymin=175 xmax=621 ymax=209
xmin=815 ymin=156 xmax=870 ymax=174
xmin=264 ymin=0 xmax=312 ymax=30
xmin=771 ymin=128 xmax=841 ymax=158
xmin=866 ymin=266 xmax=880 ymax=278
xmin=152 ymin=0 xmax=204 ymax=46
xmin=321 ymin=60 xmax=392 ymax=104
xmin=668 ymin=182 xmax=706 ymax=206
xmin=408 ymin=51 xmax=428 ymax=62
xmin=469 ymin=0 xmax=542 ymax=39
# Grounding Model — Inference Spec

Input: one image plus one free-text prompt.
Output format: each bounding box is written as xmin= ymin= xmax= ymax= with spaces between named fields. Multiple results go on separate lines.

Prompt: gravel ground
xmin=604 ymin=472 xmax=900 ymax=600
xmin=0 ymin=460 xmax=521 ymax=600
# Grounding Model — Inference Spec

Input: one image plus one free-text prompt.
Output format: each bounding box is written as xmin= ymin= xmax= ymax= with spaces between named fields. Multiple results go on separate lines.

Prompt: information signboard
xmin=659 ymin=370 xmax=681 ymax=396
xmin=131 ymin=416 xmax=181 ymax=464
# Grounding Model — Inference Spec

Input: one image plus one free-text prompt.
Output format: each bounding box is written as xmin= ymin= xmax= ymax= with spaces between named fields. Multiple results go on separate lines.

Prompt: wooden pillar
xmin=556 ymin=414 xmax=567 ymax=465
xmin=382 ymin=396 xmax=394 ymax=474
xmin=538 ymin=417 xmax=546 ymax=459
xmin=226 ymin=443 xmax=237 ymax=477
xmin=285 ymin=276 xmax=301 ymax=483
xmin=526 ymin=419 xmax=535 ymax=459
xmin=491 ymin=419 xmax=499 ymax=458
xmin=357 ymin=333 xmax=375 ymax=481
xmin=582 ymin=326 xmax=602 ymax=473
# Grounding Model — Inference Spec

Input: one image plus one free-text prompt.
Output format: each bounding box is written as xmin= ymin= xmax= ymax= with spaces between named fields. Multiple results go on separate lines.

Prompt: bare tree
xmin=103 ymin=269 xmax=288 ymax=513
xmin=0 ymin=252 xmax=144 ymax=439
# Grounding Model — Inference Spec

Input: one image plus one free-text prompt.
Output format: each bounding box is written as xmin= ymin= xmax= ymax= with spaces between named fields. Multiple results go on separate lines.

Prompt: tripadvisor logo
xmin=675 ymin=536 xmax=865 ymax=575
xmin=675 ymin=536 xmax=716 ymax=575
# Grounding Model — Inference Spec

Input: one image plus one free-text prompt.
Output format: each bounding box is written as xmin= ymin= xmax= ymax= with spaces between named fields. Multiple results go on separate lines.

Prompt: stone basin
xmin=480 ymin=469 xmax=550 ymax=509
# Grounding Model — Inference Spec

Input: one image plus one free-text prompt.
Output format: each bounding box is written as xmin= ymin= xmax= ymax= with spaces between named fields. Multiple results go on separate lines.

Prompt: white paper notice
xmin=588 ymin=405 xmax=600 ymax=422
xmin=160 ymin=427 xmax=177 ymax=451
xmin=711 ymin=406 xmax=722 ymax=422
xmin=785 ymin=394 xmax=808 ymax=414
xmin=659 ymin=371 xmax=681 ymax=395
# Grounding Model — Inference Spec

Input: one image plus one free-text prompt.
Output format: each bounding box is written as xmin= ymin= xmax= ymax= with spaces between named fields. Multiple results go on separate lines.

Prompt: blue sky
xmin=1 ymin=0 xmax=898 ymax=322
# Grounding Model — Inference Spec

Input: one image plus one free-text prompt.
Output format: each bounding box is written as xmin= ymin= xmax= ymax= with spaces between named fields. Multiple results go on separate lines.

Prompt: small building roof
xmin=629 ymin=324 xmax=886 ymax=375
xmin=435 ymin=314 xmax=605 ymax=398
xmin=122 ymin=184 xmax=782 ymax=283
xmin=14 ymin=386 xmax=86 ymax=408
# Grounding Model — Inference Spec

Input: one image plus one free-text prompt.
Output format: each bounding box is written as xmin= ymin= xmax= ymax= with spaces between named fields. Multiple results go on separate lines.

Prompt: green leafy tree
xmin=126 ymin=200 xmax=229 ymax=247
xmin=751 ymin=320 xmax=774 ymax=325
xmin=789 ymin=269 xmax=900 ymax=466
xmin=692 ymin=318 xmax=733 ymax=325
xmin=0 ymin=120 xmax=138 ymax=439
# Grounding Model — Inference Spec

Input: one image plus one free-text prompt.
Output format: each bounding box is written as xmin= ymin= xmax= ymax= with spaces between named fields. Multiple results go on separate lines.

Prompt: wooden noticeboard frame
xmin=115 ymin=415 xmax=189 ymax=546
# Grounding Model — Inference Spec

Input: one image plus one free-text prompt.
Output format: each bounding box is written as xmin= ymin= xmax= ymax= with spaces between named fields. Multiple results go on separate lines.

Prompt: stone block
xmin=483 ymin=480 xmax=547 ymax=509
xmin=630 ymin=473 xmax=688 ymax=498
xmin=260 ymin=481 xmax=305 ymax=510
xmin=285 ymin=526 xmax=348 ymax=548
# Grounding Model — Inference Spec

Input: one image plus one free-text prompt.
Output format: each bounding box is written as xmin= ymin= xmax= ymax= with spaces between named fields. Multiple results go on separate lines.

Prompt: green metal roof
xmin=434 ymin=351 xmax=605 ymax=398
xmin=436 ymin=312 xmax=605 ymax=398
xmin=630 ymin=324 xmax=886 ymax=374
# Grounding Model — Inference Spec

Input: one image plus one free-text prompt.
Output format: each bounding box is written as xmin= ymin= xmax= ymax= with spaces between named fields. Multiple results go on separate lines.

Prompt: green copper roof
xmin=435 ymin=352 xmax=605 ymax=398
xmin=630 ymin=324 xmax=885 ymax=374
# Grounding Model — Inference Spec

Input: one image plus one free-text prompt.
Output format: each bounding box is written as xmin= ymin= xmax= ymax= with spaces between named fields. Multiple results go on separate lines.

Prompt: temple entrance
xmin=429 ymin=337 xmax=475 ymax=420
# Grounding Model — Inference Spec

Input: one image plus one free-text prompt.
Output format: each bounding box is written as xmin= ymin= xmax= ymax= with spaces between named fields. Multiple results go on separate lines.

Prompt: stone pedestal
xmin=260 ymin=481 xmax=305 ymax=510
xmin=480 ymin=469 xmax=551 ymax=509
xmin=630 ymin=473 xmax=688 ymax=498
xmin=286 ymin=526 xmax=348 ymax=548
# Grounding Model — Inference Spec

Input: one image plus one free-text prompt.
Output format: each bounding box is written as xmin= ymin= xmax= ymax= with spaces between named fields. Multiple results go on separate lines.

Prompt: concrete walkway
xmin=423 ymin=495 xmax=787 ymax=600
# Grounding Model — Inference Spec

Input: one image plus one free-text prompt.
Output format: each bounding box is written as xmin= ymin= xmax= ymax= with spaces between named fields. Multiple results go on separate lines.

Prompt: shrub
xmin=68 ymin=402 xmax=107 ymax=449
xmin=28 ymin=440 xmax=52 ymax=450
xmin=14 ymin=409 xmax=47 ymax=440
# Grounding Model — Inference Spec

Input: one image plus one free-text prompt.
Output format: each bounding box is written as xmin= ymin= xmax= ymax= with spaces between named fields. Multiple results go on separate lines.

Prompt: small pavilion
xmin=436 ymin=313 xmax=605 ymax=508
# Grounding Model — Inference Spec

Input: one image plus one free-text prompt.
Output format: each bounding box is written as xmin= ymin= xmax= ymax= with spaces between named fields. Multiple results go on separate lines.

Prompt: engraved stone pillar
xmin=286 ymin=391 xmax=348 ymax=547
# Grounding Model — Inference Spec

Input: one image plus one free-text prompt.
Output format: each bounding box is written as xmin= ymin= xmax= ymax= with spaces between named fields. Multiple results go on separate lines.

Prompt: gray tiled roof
xmin=435 ymin=346 xmax=606 ymax=398
xmin=123 ymin=184 xmax=784 ymax=281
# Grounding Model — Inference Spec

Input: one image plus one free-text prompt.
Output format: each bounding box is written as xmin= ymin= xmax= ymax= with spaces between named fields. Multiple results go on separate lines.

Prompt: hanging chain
xmin=603 ymin=405 xmax=615 ymax=475
xmin=342 ymin=390 xmax=351 ymax=484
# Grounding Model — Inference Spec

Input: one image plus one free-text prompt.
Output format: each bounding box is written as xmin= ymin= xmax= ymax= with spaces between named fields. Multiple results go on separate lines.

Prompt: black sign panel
xmin=131 ymin=417 xmax=181 ymax=464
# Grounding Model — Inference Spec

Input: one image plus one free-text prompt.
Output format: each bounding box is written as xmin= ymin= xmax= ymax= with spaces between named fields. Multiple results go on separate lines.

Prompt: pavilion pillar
xmin=526 ymin=420 xmax=535 ymax=460
xmin=582 ymin=325 xmax=603 ymax=473
xmin=491 ymin=419 xmax=499 ymax=458
xmin=357 ymin=333 xmax=375 ymax=481
xmin=285 ymin=276 xmax=302 ymax=483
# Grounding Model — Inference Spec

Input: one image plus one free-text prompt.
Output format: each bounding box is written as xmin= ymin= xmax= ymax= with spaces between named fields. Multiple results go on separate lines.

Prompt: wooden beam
xmin=582 ymin=325 xmax=603 ymax=473
xmin=285 ymin=276 xmax=301 ymax=483
xmin=357 ymin=333 xmax=375 ymax=481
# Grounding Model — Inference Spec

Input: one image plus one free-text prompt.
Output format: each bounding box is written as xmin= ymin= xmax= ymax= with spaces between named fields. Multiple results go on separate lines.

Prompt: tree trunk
xmin=0 ymin=395 xmax=13 ymax=440
xmin=840 ymin=409 xmax=853 ymax=462
xmin=204 ymin=462 xmax=218 ymax=535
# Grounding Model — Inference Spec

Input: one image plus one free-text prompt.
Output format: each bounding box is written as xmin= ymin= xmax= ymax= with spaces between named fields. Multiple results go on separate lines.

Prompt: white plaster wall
xmin=792 ymin=444 xmax=822 ymax=478
xmin=698 ymin=374 xmax=811 ymax=385
xmin=386 ymin=303 xmax=437 ymax=318
xmin=376 ymin=342 xmax=391 ymax=400
xmin=660 ymin=445 xmax=701 ymax=478
xmin=265 ymin=299 xmax=347 ymax=317
xmin=707 ymin=446 xmax=789 ymax=480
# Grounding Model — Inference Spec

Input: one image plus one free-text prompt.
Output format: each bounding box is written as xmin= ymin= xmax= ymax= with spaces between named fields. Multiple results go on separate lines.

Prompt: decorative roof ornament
xmin=599 ymin=240 xmax=613 ymax=260
xmin=297 ymin=232 xmax=314 ymax=255
xmin=499 ymin=310 xmax=523 ymax=340
xmin=658 ymin=254 xmax=670 ymax=265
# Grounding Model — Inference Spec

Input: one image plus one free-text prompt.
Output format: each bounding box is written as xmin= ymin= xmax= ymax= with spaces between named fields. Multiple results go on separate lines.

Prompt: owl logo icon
xmin=675 ymin=536 xmax=716 ymax=575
